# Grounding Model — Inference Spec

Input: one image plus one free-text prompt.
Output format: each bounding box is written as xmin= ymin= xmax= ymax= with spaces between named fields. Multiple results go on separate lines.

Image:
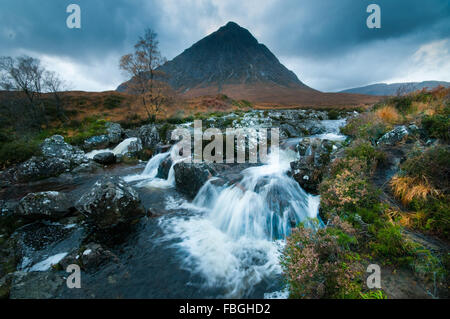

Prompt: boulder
xmin=1 ymin=136 xmax=88 ymax=184
xmin=301 ymin=120 xmax=327 ymax=135
xmin=138 ymin=124 xmax=160 ymax=150
xmin=377 ymin=126 xmax=409 ymax=146
xmin=124 ymin=138 xmax=143 ymax=156
xmin=41 ymin=135 xmax=88 ymax=166
xmin=13 ymin=156 xmax=71 ymax=183
xmin=75 ymin=176 xmax=145 ymax=231
xmin=156 ymin=144 xmax=172 ymax=154
xmin=173 ymin=162 xmax=217 ymax=198
xmin=290 ymin=138 xmax=334 ymax=194
xmin=106 ymin=122 xmax=123 ymax=144
xmin=16 ymin=191 xmax=73 ymax=220
xmin=93 ymin=152 xmax=116 ymax=165
xmin=124 ymin=128 xmax=138 ymax=139
xmin=280 ymin=123 xmax=301 ymax=138
xmin=84 ymin=135 xmax=110 ymax=151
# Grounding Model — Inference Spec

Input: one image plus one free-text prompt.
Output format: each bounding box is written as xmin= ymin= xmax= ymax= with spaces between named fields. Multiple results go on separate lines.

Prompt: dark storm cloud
xmin=0 ymin=0 xmax=449 ymax=91
xmin=260 ymin=0 xmax=450 ymax=58
xmin=0 ymin=0 xmax=163 ymax=57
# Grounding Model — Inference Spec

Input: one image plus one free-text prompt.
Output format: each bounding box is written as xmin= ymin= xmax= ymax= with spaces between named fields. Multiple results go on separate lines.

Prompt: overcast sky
xmin=1 ymin=0 xmax=449 ymax=92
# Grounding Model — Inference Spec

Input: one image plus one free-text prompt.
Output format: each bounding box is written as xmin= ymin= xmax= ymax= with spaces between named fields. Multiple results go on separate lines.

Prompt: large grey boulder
xmin=41 ymin=135 xmax=87 ymax=165
xmin=124 ymin=138 xmax=143 ymax=156
xmin=13 ymin=156 xmax=71 ymax=182
xmin=301 ymin=120 xmax=327 ymax=135
xmin=138 ymin=124 xmax=160 ymax=150
xmin=75 ymin=176 xmax=145 ymax=231
xmin=377 ymin=126 xmax=409 ymax=146
xmin=16 ymin=191 xmax=73 ymax=220
xmin=106 ymin=122 xmax=123 ymax=144
xmin=173 ymin=162 xmax=217 ymax=198
xmin=1 ymin=136 xmax=89 ymax=184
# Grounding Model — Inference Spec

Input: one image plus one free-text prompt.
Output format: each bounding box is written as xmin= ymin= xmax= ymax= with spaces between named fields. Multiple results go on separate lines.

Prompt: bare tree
xmin=0 ymin=55 xmax=47 ymax=126
xmin=120 ymin=28 xmax=169 ymax=122
xmin=43 ymin=70 xmax=68 ymax=121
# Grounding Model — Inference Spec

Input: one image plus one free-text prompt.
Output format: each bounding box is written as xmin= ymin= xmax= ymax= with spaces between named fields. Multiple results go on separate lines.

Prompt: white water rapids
xmin=120 ymin=119 xmax=348 ymax=297
xmin=124 ymin=143 xmax=321 ymax=298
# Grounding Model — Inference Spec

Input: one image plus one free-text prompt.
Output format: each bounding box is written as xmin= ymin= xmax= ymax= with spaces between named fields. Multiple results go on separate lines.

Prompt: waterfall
xmin=158 ymin=148 xmax=321 ymax=297
xmin=86 ymin=137 xmax=140 ymax=159
xmin=192 ymin=149 xmax=319 ymax=240
xmin=142 ymin=152 xmax=170 ymax=177
xmin=124 ymin=144 xmax=182 ymax=187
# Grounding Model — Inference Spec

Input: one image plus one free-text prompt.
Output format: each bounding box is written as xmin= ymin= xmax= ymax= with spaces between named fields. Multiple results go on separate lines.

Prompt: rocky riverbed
xmin=0 ymin=109 xmax=359 ymax=298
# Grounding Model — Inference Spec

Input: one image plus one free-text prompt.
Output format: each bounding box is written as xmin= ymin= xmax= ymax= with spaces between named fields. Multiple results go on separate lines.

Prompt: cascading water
xmin=86 ymin=137 xmax=141 ymax=159
xmin=193 ymin=150 xmax=319 ymax=240
xmin=119 ymin=118 xmax=349 ymax=298
xmin=155 ymin=148 xmax=320 ymax=297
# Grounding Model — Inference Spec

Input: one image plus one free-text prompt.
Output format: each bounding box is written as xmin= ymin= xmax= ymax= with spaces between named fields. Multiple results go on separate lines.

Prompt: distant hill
xmin=118 ymin=22 xmax=379 ymax=107
xmin=339 ymin=81 xmax=450 ymax=96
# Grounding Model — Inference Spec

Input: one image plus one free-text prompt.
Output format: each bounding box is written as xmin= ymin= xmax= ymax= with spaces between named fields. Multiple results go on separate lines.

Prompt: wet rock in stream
xmin=75 ymin=176 xmax=145 ymax=232
xmin=15 ymin=191 xmax=75 ymax=221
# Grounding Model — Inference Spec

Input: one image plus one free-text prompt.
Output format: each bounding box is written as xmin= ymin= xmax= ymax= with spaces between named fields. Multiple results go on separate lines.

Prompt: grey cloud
xmin=0 ymin=0 xmax=449 ymax=92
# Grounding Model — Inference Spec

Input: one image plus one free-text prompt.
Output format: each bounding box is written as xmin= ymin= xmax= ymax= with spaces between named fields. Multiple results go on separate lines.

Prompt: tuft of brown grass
xmin=375 ymin=105 xmax=401 ymax=124
xmin=390 ymin=175 xmax=440 ymax=205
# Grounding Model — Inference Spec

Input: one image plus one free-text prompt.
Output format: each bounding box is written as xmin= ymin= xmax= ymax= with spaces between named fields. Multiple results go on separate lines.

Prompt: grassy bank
xmin=282 ymin=86 xmax=450 ymax=299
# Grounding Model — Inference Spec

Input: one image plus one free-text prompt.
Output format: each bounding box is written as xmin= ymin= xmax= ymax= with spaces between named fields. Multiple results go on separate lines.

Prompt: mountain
xmin=339 ymin=81 xmax=450 ymax=96
xmin=118 ymin=22 xmax=380 ymax=107
xmin=158 ymin=21 xmax=310 ymax=91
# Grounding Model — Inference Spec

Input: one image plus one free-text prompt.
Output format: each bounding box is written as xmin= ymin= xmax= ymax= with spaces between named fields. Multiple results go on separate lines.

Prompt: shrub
xmin=328 ymin=110 xmax=340 ymax=120
xmin=281 ymin=216 xmax=364 ymax=299
xmin=369 ymin=224 xmax=412 ymax=263
xmin=0 ymin=139 xmax=41 ymax=168
xmin=400 ymin=146 xmax=449 ymax=194
xmin=390 ymin=176 xmax=440 ymax=205
xmin=345 ymin=140 xmax=386 ymax=170
xmin=103 ymin=95 xmax=124 ymax=109
xmin=390 ymin=96 xmax=413 ymax=114
xmin=319 ymin=158 xmax=379 ymax=216
xmin=421 ymin=114 xmax=450 ymax=142
xmin=409 ymin=197 xmax=450 ymax=238
xmin=360 ymin=290 xmax=388 ymax=299
xmin=375 ymin=105 xmax=401 ymax=124
xmin=341 ymin=112 xmax=389 ymax=142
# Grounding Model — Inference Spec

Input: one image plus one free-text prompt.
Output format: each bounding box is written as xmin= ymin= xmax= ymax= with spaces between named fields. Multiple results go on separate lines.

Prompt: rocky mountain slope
xmin=118 ymin=22 xmax=379 ymax=107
